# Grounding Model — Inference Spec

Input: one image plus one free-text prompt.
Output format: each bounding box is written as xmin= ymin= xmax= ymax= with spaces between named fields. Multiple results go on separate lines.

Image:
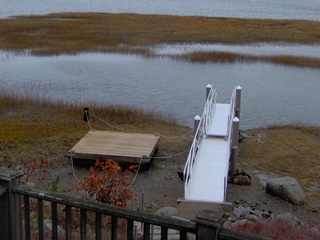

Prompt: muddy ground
xmin=50 ymin=126 xmax=320 ymax=225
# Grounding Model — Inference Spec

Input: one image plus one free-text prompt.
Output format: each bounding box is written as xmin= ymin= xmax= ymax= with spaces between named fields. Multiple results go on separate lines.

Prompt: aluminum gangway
xmin=183 ymin=84 xmax=241 ymax=203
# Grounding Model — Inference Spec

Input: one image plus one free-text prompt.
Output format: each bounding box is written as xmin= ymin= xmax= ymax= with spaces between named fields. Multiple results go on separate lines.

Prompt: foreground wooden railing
xmin=0 ymin=168 xmax=270 ymax=240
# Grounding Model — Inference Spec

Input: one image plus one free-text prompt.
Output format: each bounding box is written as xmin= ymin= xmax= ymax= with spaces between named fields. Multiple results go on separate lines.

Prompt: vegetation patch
xmin=174 ymin=51 xmax=320 ymax=68
xmin=0 ymin=13 xmax=320 ymax=67
xmin=239 ymin=126 xmax=320 ymax=206
xmin=0 ymin=91 xmax=191 ymax=168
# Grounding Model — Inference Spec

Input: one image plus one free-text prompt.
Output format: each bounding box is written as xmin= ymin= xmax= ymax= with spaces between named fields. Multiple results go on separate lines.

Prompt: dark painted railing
xmin=0 ymin=168 xmax=271 ymax=240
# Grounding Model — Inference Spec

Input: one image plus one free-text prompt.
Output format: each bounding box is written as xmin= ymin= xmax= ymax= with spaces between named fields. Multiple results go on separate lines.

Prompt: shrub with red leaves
xmin=226 ymin=218 xmax=320 ymax=240
xmin=76 ymin=159 xmax=137 ymax=208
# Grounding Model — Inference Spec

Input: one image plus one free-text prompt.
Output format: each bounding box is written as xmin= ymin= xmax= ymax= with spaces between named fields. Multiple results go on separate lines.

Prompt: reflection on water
xmin=1 ymin=0 xmax=320 ymax=20
xmin=1 ymin=51 xmax=319 ymax=129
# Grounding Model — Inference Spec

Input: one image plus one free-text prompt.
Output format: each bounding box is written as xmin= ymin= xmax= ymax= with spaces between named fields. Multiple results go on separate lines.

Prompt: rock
xmin=231 ymin=219 xmax=251 ymax=227
xmin=177 ymin=171 xmax=183 ymax=180
xmin=228 ymin=217 xmax=237 ymax=223
xmin=239 ymin=130 xmax=248 ymax=142
xmin=256 ymin=173 xmax=275 ymax=187
xmin=261 ymin=210 xmax=273 ymax=219
xmin=250 ymin=209 xmax=262 ymax=217
xmin=266 ymin=176 xmax=306 ymax=205
xmin=276 ymin=213 xmax=303 ymax=226
xmin=155 ymin=207 xmax=178 ymax=217
xmin=244 ymin=214 xmax=260 ymax=222
xmin=233 ymin=175 xmax=251 ymax=185
xmin=237 ymin=168 xmax=244 ymax=174
xmin=233 ymin=206 xmax=252 ymax=218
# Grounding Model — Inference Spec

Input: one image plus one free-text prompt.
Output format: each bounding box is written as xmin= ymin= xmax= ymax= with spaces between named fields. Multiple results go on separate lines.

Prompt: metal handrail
xmin=184 ymin=85 xmax=238 ymax=201
xmin=183 ymin=85 xmax=217 ymax=198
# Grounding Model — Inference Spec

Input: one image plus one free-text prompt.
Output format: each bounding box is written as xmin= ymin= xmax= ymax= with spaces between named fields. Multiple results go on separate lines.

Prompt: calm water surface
xmin=1 ymin=1 xmax=320 ymax=129
xmin=1 ymin=52 xmax=319 ymax=129
xmin=1 ymin=0 xmax=320 ymax=20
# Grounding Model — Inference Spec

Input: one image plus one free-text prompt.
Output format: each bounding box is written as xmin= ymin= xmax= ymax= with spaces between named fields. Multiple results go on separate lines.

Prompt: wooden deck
xmin=70 ymin=130 xmax=160 ymax=166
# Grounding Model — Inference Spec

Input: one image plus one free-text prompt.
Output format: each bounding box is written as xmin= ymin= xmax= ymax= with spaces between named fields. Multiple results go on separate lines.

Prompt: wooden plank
xmin=70 ymin=131 xmax=160 ymax=164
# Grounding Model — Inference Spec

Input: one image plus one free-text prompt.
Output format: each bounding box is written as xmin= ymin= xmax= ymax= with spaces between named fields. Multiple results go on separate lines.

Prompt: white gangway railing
xmin=223 ymin=86 xmax=237 ymax=199
xmin=183 ymin=85 xmax=239 ymax=202
xmin=183 ymin=84 xmax=217 ymax=198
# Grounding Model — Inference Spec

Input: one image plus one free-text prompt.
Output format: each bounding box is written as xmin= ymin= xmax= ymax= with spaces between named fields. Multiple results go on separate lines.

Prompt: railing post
xmin=235 ymin=86 xmax=242 ymax=119
xmin=230 ymin=117 xmax=240 ymax=174
xmin=206 ymin=84 xmax=213 ymax=100
xmin=0 ymin=168 xmax=25 ymax=240
xmin=193 ymin=210 xmax=229 ymax=240
xmin=194 ymin=115 xmax=201 ymax=135
xmin=84 ymin=107 xmax=89 ymax=122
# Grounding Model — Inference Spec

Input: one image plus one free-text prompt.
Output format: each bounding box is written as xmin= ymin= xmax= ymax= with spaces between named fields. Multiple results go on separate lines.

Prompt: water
xmin=1 ymin=51 xmax=320 ymax=129
xmin=1 ymin=0 xmax=320 ymax=20
xmin=1 ymin=1 xmax=319 ymax=129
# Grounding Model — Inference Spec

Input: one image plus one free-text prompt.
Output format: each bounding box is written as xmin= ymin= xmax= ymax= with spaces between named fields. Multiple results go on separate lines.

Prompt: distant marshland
xmin=0 ymin=13 xmax=320 ymax=68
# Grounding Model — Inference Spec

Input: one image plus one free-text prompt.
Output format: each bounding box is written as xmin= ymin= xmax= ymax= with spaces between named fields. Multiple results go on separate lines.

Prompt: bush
xmin=76 ymin=159 xmax=137 ymax=208
xmin=226 ymin=218 xmax=320 ymax=240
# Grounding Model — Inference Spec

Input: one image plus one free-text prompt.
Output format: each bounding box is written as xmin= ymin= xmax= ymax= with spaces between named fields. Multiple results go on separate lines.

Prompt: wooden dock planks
xmin=70 ymin=130 xmax=160 ymax=165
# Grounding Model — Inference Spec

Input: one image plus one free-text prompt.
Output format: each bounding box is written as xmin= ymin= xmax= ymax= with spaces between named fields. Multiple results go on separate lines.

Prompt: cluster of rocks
xmin=228 ymin=168 xmax=251 ymax=185
xmin=229 ymin=204 xmax=273 ymax=224
xmin=230 ymin=168 xmax=307 ymax=206
xmin=227 ymin=203 xmax=307 ymax=229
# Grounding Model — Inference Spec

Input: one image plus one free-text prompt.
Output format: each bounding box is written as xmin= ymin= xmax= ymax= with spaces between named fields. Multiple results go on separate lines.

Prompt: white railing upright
xmin=224 ymin=86 xmax=240 ymax=199
xmin=183 ymin=85 xmax=217 ymax=198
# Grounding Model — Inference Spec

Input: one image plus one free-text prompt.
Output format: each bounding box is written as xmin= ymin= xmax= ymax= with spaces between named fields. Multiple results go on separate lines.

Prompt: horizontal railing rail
xmin=0 ymin=162 xmax=271 ymax=240
xmin=12 ymin=185 xmax=196 ymax=240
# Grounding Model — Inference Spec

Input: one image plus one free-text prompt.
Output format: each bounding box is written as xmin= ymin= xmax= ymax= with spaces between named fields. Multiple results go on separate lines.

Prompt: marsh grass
xmin=0 ymin=89 xmax=191 ymax=167
xmin=239 ymin=125 xmax=320 ymax=205
xmin=174 ymin=51 xmax=320 ymax=68
xmin=0 ymin=13 xmax=320 ymax=67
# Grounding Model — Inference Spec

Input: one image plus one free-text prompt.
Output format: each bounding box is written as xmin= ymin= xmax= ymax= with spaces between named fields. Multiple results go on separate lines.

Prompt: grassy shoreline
xmin=0 ymin=93 xmax=319 ymax=220
xmin=0 ymin=13 xmax=320 ymax=68
xmin=239 ymin=126 xmax=320 ymax=205
xmin=0 ymin=93 xmax=192 ymax=167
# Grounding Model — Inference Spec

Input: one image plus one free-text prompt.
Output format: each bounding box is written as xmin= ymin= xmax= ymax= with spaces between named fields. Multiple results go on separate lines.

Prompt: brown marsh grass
xmin=0 ymin=90 xmax=191 ymax=167
xmin=239 ymin=125 xmax=320 ymax=204
xmin=175 ymin=51 xmax=320 ymax=68
xmin=0 ymin=13 xmax=320 ymax=67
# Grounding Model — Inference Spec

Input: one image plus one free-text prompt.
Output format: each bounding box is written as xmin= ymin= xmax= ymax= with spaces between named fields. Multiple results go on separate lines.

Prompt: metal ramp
xmin=183 ymin=84 xmax=241 ymax=203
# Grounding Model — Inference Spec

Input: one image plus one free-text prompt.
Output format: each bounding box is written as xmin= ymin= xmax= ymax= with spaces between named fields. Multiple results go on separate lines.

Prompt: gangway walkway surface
xmin=183 ymin=85 xmax=241 ymax=203
xmin=206 ymin=103 xmax=230 ymax=138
